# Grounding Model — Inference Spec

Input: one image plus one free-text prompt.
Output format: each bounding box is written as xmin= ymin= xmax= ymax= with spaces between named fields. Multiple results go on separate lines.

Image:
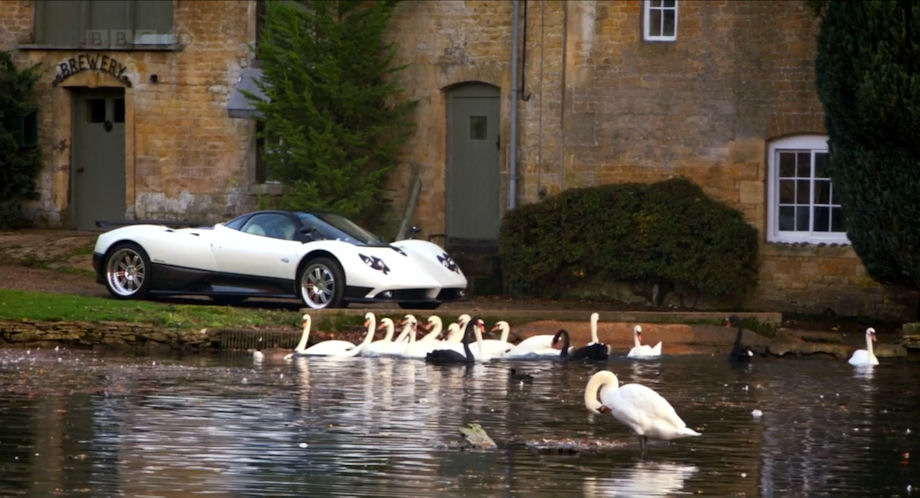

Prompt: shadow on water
xmin=0 ymin=348 xmax=918 ymax=496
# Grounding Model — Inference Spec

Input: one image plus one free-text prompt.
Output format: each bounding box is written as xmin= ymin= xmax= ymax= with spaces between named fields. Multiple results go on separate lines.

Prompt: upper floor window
xmin=34 ymin=0 xmax=175 ymax=49
xmin=643 ymin=0 xmax=678 ymax=42
xmin=767 ymin=135 xmax=849 ymax=244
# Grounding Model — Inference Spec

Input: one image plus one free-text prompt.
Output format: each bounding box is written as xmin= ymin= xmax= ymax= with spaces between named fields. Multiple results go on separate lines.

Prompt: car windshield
xmin=296 ymin=212 xmax=387 ymax=246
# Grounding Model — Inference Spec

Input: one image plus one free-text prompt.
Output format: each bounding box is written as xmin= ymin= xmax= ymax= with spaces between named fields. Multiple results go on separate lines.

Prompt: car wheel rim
xmin=302 ymin=263 xmax=335 ymax=308
xmin=106 ymin=248 xmax=146 ymax=296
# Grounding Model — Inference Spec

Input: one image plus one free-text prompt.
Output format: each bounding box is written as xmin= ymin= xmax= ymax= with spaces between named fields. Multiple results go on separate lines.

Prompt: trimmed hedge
xmin=499 ymin=178 xmax=759 ymax=303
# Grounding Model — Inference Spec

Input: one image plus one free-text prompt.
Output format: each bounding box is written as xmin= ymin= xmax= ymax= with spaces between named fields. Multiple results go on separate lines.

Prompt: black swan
xmin=425 ymin=318 xmax=480 ymax=365
xmin=727 ymin=315 xmax=754 ymax=364
xmin=553 ymin=329 xmax=609 ymax=362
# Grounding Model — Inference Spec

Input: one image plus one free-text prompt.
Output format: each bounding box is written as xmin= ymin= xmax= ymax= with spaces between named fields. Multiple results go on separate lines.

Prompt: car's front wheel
xmin=104 ymin=242 xmax=152 ymax=299
xmin=298 ymin=257 xmax=345 ymax=309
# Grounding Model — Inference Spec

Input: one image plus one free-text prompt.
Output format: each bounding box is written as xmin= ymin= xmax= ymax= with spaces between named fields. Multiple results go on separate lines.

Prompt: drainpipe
xmin=509 ymin=0 xmax=520 ymax=210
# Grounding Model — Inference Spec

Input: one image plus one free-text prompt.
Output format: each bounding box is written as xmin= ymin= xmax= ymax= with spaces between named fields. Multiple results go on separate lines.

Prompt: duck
xmin=584 ymin=370 xmax=701 ymax=458
xmin=509 ymin=368 xmax=534 ymax=384
xmin=848 ymin=327 xmax=880 ymax=366
xmin=425 ymin=318 xmax=483 ymax=365
xmin=627 ymin=325 xmax=662 ymax=358
xmin=287 ymin=313 xmax=374 ymax=358
xmin=554 ymin=329 xmax=609 ymax=362
xmin=251 ymin=338 xmax=292 ymax=363
xmin=726 ymin=315 xmax=754 ymax=364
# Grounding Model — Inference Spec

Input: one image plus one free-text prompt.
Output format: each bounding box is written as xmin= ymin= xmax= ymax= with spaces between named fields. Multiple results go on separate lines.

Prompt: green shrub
xmin=499 ymin=178 xmax=759 ymax=304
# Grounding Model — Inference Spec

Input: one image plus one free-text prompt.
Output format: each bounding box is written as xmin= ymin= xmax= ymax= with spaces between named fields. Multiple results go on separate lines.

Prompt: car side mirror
xmin=409 ymin=226 xmax=421 ymax=239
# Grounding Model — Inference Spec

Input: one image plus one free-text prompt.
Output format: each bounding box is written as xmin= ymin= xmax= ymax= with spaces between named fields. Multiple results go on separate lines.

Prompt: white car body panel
xmin=93 ymin=212 xmax=468 ymax=308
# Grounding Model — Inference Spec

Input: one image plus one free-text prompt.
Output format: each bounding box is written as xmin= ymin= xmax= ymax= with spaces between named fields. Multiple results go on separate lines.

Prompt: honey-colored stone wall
xmin=5 ymin=0 xmax=259 ymax=226
xmin=385 ymin=0 xmax=916 ymax=319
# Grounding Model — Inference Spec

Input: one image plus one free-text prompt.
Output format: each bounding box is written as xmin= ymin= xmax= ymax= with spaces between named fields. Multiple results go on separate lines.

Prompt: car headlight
xmin=437 ymin=252 xmax=460 ymax=274
xmin=359 ymin=254 xmax=390 ymax=274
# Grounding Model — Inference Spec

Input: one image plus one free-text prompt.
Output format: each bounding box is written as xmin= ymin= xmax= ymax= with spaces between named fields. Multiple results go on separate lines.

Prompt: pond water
xmin=0 ymin=347 xmax=917 ymax=496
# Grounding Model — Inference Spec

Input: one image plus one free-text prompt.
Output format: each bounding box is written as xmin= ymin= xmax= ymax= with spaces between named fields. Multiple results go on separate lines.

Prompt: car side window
xmin=241 ymin=214 xmax=296 ymax=240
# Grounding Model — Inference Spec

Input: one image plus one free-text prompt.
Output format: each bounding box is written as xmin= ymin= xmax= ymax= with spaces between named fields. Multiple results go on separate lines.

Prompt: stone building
xmin=1 ymin=0 xmax=914 ymax=318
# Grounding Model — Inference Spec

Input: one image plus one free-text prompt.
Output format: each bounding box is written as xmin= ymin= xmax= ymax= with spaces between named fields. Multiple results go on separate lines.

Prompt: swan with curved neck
xmin=627 ymin=325 xmax=662 ymax=358
xmin=554 ymin=329 xmax=609 ymax=361
xmin=364 ymin=315 xmax=403 ymax=357
xmin=584 ymin=370 xmax=700 ymax=457
xmin=287 ymin=313 xmax=374 ymax=358
xmin=471 ymin=321 xmax=514 ymax=358
xmin=727 ymin=315 xmax=753 ymax=364
xmin=848 ymin=327 xmax=879 ymax=366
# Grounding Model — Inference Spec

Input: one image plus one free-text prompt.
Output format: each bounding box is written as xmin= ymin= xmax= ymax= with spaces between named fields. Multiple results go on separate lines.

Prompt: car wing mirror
xmin=409 ymin=226 xmax=421 ymax=239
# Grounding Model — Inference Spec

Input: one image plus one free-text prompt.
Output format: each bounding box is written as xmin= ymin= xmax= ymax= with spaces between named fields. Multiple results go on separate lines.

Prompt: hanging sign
xmin=51 ymin=53 xmax=132 ymax=87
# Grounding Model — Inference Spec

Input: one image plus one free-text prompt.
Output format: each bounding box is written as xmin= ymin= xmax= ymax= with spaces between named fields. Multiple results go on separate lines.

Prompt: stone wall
xmin=383 ymin=0 xmax=916 ymax=319
xmin=4 ymin=0 xmax=259 ymax=226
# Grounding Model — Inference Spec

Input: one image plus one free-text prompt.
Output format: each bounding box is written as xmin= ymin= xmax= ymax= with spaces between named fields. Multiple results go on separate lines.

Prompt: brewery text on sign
xmin=52 ymin=53 xmax=133 ymax=87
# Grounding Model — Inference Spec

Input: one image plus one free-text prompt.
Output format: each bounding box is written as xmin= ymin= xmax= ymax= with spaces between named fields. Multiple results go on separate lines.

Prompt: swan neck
xmin=634 ymin=331 xmax=642 ymax=348
xmin=591 ymin=315 xmax=599 ymax=343
xmin=733 ymin=324 xmax=744 ymax=349
xmin=294 ymin=318 xmax=311 ymax=352
xmin=866 ymin=333 xmax=874 ymax=354
xmin=500 ymin=323 xmax=509 ymax=343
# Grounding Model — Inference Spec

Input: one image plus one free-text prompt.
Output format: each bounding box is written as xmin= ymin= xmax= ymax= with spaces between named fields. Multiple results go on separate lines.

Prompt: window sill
xmin=18 ymin=43 xmax=184 ymax=52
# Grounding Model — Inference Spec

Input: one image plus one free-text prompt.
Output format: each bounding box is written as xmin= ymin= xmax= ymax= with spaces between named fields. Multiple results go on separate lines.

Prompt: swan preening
xmin=584 ymin=370 xmax=700 ymax=457
xmin=726 ymin=315 xmax=754 ymax=364
xmin=848 ymin=327 xmax=879 ymax=366
xmin=627 ymin=325 xmax=662 ymax=358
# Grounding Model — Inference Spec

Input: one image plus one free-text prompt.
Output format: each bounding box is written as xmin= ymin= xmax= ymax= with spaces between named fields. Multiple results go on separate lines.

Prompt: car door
xmin=210 ymin=213 xmax=300 ymax=279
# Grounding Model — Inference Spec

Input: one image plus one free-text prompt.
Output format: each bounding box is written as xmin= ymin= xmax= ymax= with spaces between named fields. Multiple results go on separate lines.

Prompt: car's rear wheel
xmin=298 ymin=257 xmax=345 ymax=309
xmin=104 ymin=242 xmax=152 ymax=299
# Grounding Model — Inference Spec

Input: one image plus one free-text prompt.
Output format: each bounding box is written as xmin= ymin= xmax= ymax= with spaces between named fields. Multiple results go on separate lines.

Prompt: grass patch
xmin=0 ymin=289 xmax=302 ymax=330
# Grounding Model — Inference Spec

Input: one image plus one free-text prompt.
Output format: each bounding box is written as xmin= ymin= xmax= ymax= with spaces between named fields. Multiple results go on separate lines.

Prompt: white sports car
xmin=92 ymin=210 xmax=467 ymax=309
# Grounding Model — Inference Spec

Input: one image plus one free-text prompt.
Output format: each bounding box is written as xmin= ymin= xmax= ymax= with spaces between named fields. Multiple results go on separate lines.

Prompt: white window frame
xmin=643 ymin=0 xmax=678 ymax=42
xmin=767 ymin=135 xmax=850 ymax=245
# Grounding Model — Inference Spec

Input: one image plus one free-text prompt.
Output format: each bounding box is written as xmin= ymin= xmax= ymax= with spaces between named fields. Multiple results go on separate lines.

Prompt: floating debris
xmin=459 ymin=423 xmax=496 ymax=450
xmin=524 ymin=437 xmax=630 ymax=455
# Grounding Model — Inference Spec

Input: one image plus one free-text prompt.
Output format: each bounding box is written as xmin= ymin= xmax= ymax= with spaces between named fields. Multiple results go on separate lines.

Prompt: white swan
xmin=444 ymin=314 xmax=472 ymax=343
xmin=287 ymin=313 xmax=373 ymax=358
xmin=502 ymin=327 xmax=559 ymax=359
xmin=363 ymin=314 xmax=398 ymax=356
xmin=400 ymin=316 xmax=448 ymax=359
xmin=420 ymin=315 xmax=444 ymax=342
xmin=584 ymin=370 xmax=700 ymax=457
xmin=627 ymin=325 xmax=662 ymax=358
xmin=363 ymin=318 xmax=408 ymax=357
xmin=475 ymin=321 xmax=515 ymax=358
xmin=848 ymin=327 xmax=879 ymax=366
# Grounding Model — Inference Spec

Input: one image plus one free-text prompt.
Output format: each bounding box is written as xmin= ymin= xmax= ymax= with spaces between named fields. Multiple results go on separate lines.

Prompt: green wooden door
xmin=446 ymin=84 xmax=500 ymax=242
xmin=72 ymin=89 xmax=126 ymax=230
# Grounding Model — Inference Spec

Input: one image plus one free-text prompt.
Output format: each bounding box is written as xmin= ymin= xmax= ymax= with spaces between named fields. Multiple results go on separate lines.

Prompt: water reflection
xmin=582 ymin=461 xmax=699 ymax=497
xmin=0 ymin=349 xmax=917 ymax=495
